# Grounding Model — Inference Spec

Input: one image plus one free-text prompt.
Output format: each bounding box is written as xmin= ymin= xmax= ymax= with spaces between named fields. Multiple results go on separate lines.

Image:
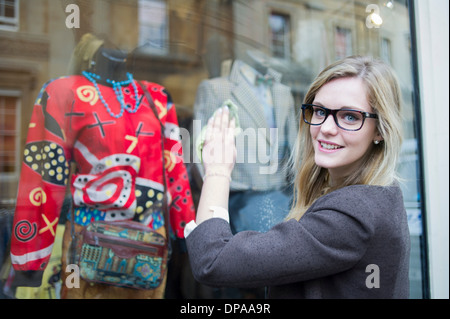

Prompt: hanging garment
xmin=193 ymin=60 xmax=297 ymax=233
xmin=10 ymin=75 xmax=195 ymax=287
xmin=193 ymin=60 xmax=298 ymax=191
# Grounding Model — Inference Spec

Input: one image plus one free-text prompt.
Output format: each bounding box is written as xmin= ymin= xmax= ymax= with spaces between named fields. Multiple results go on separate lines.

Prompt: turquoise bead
xmin=82 ymin=71 xmax=141 ymax=118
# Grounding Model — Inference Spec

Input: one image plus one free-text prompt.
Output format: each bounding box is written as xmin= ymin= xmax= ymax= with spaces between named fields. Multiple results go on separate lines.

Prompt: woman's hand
xmin=195 ymin=106 xmax=236 ymax=225
xmin=202 ymin=106 xmax=237 ymax=179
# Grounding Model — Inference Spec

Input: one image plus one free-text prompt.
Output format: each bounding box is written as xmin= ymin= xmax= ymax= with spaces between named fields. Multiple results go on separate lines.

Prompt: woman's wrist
xmin=203 ymin=170 xmax=232 ymax=182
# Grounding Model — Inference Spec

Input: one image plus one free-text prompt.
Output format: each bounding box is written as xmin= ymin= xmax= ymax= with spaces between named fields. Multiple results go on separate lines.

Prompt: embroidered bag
xmin=74 ymin=220 xmax=168 ymax=289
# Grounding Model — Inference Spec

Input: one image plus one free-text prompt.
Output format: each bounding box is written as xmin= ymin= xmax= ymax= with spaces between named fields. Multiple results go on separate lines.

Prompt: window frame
xmin=0 ymin=89 xmax=21 ymax=181
xmin=0 ymin=0 xmax=19 ymax=31
xmin=268 ymin=10 xmax=292 ymax=60
xmin=137 ymin=0 xmax=169 ymax=56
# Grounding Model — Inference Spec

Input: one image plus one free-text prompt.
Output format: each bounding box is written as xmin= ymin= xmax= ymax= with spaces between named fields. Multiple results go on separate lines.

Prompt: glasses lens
xmin=335 ymin=110 xmax=364 ymax=130
xmin=303 ymin=105 xmax=325 ymax=125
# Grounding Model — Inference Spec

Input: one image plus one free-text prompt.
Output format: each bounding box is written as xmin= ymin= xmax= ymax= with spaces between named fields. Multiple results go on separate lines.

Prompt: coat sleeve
xmin=10 ymin=79 xmax=72 ymax=287
xmin=186 ymin=193 xmax=375 ymax=288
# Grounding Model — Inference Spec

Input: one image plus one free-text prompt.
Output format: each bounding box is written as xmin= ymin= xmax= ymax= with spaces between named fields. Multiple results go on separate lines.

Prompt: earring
xmin=374 ymin=140 xmax=380 ymax=145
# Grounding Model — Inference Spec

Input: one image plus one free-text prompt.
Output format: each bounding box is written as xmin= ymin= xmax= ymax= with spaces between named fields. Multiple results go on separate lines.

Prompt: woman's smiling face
xmin=310 ymin=76 xmax=382 ymax=182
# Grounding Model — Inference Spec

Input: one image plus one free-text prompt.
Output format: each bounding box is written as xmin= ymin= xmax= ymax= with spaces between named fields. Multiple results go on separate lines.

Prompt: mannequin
xmin=89 ymin=48 xmax=129 ymax=85
xmin=10 ymin=36 xmax=195 ymax=299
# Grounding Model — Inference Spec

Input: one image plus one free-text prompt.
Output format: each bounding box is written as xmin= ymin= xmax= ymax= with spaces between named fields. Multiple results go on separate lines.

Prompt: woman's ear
xmin=374 ymin=131 xmax=384 ymax=144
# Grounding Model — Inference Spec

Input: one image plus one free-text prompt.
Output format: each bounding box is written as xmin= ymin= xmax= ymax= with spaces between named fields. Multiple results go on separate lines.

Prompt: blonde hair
xmin=286 ymin=56 xmax=403 ymax=220
xmin=68 ymin=33 xmax=104 ymax=75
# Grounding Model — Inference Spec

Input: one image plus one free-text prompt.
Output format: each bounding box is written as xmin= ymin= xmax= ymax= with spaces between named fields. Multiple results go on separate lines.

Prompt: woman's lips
xmin=318 ymin=140 xmax=344 ymax=152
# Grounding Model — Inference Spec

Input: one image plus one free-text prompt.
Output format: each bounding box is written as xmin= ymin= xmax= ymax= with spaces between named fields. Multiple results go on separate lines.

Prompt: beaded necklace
xmin=82 ymin=71 xmax=141 ymax=118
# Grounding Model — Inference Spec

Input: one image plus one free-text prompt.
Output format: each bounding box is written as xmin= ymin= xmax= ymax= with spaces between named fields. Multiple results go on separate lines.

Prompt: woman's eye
xmin=345 ymin=114 xmax=356 ymax=121
xmin=315 ymin=109 xmax=326 ymax=117
xmin=341 ymin=112 xmax=362 ymax=123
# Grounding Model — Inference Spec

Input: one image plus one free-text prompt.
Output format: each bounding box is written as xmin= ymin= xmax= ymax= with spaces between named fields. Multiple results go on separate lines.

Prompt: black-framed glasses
xmin=301 ymin=104 xmax=378 ymax=131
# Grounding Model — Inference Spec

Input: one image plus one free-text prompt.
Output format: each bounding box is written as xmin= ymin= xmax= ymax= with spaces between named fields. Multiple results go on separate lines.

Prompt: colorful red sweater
xmin=10 ymin=75 xmax=195 ymax=286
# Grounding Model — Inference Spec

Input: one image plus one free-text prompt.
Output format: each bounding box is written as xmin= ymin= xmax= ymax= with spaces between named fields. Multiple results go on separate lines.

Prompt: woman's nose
xmin=320 ymin=114 xmax=339 ymax=134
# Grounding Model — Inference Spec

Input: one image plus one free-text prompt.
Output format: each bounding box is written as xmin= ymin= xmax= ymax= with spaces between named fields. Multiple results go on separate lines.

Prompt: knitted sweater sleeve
xmin=10 ymin=79 xmax=72 ymax=287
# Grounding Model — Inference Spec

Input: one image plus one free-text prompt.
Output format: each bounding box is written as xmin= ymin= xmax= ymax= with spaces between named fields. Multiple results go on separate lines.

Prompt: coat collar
xmin=229 ymin=60 xmax=282 ymax=85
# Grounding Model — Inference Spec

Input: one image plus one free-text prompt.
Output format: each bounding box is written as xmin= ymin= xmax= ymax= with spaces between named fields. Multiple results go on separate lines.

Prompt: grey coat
xmin=186 ymin=184 xmax=410 ymax=298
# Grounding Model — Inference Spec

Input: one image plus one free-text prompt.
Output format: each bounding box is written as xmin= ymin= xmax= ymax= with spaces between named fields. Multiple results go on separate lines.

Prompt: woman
xmin=185 ymin=56 xmax=410 ymax=298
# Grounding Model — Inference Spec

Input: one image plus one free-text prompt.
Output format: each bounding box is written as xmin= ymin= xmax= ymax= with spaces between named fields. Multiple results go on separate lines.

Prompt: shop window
xmin=269 ymin=12 xmax=291 ymax=60
xmin=334 ymin=26 xmax=352 ymax=60
xmin=381 ymin=37 xmax=392 ymax=64
xmin=138 ymin=0 xmax=168 ymax=54
xmin=0 ymin=91 xmax=20 ymax=176
xmin=0 ymin=0 xmax=430 ymax=299
xmin=0 ymin=0 xmax=18 ymax=31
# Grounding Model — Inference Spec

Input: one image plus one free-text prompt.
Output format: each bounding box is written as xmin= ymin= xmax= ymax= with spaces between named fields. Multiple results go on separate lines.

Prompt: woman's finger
xmin=213 ymin=107 xmax=223 ymax=131
xmin=221 ymin=106 xmax=229 ymax=131
xmin=204 ymin=118 xmax=216 ymax=150
xmin=227 ymin=117 xmax=236 ymax=139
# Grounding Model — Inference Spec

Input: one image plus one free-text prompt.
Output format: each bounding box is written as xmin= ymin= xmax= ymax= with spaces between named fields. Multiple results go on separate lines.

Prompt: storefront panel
xmin=0 ymin=0 xmax=428 ymax=298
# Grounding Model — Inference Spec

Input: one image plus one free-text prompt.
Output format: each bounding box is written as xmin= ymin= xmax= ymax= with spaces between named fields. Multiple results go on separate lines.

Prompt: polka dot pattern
xmin=24 ymin=141 xmax=69 ymax=186
xmin=133 ymin=180 xmax=166 ymax=229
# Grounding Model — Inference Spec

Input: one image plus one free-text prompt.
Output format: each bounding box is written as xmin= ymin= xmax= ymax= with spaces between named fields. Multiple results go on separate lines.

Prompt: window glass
xmin=138 ymin=0 xmax=168 ymax=54
xmin=0 ymin=93 xmax=20 ymax=176
xmin=0 ymin=0 xmax=426 ymax=299
xmin=0 ymin=0 xmax=18 ymax=30
xmin=269 ymin=12 xmax=291 ymax=59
